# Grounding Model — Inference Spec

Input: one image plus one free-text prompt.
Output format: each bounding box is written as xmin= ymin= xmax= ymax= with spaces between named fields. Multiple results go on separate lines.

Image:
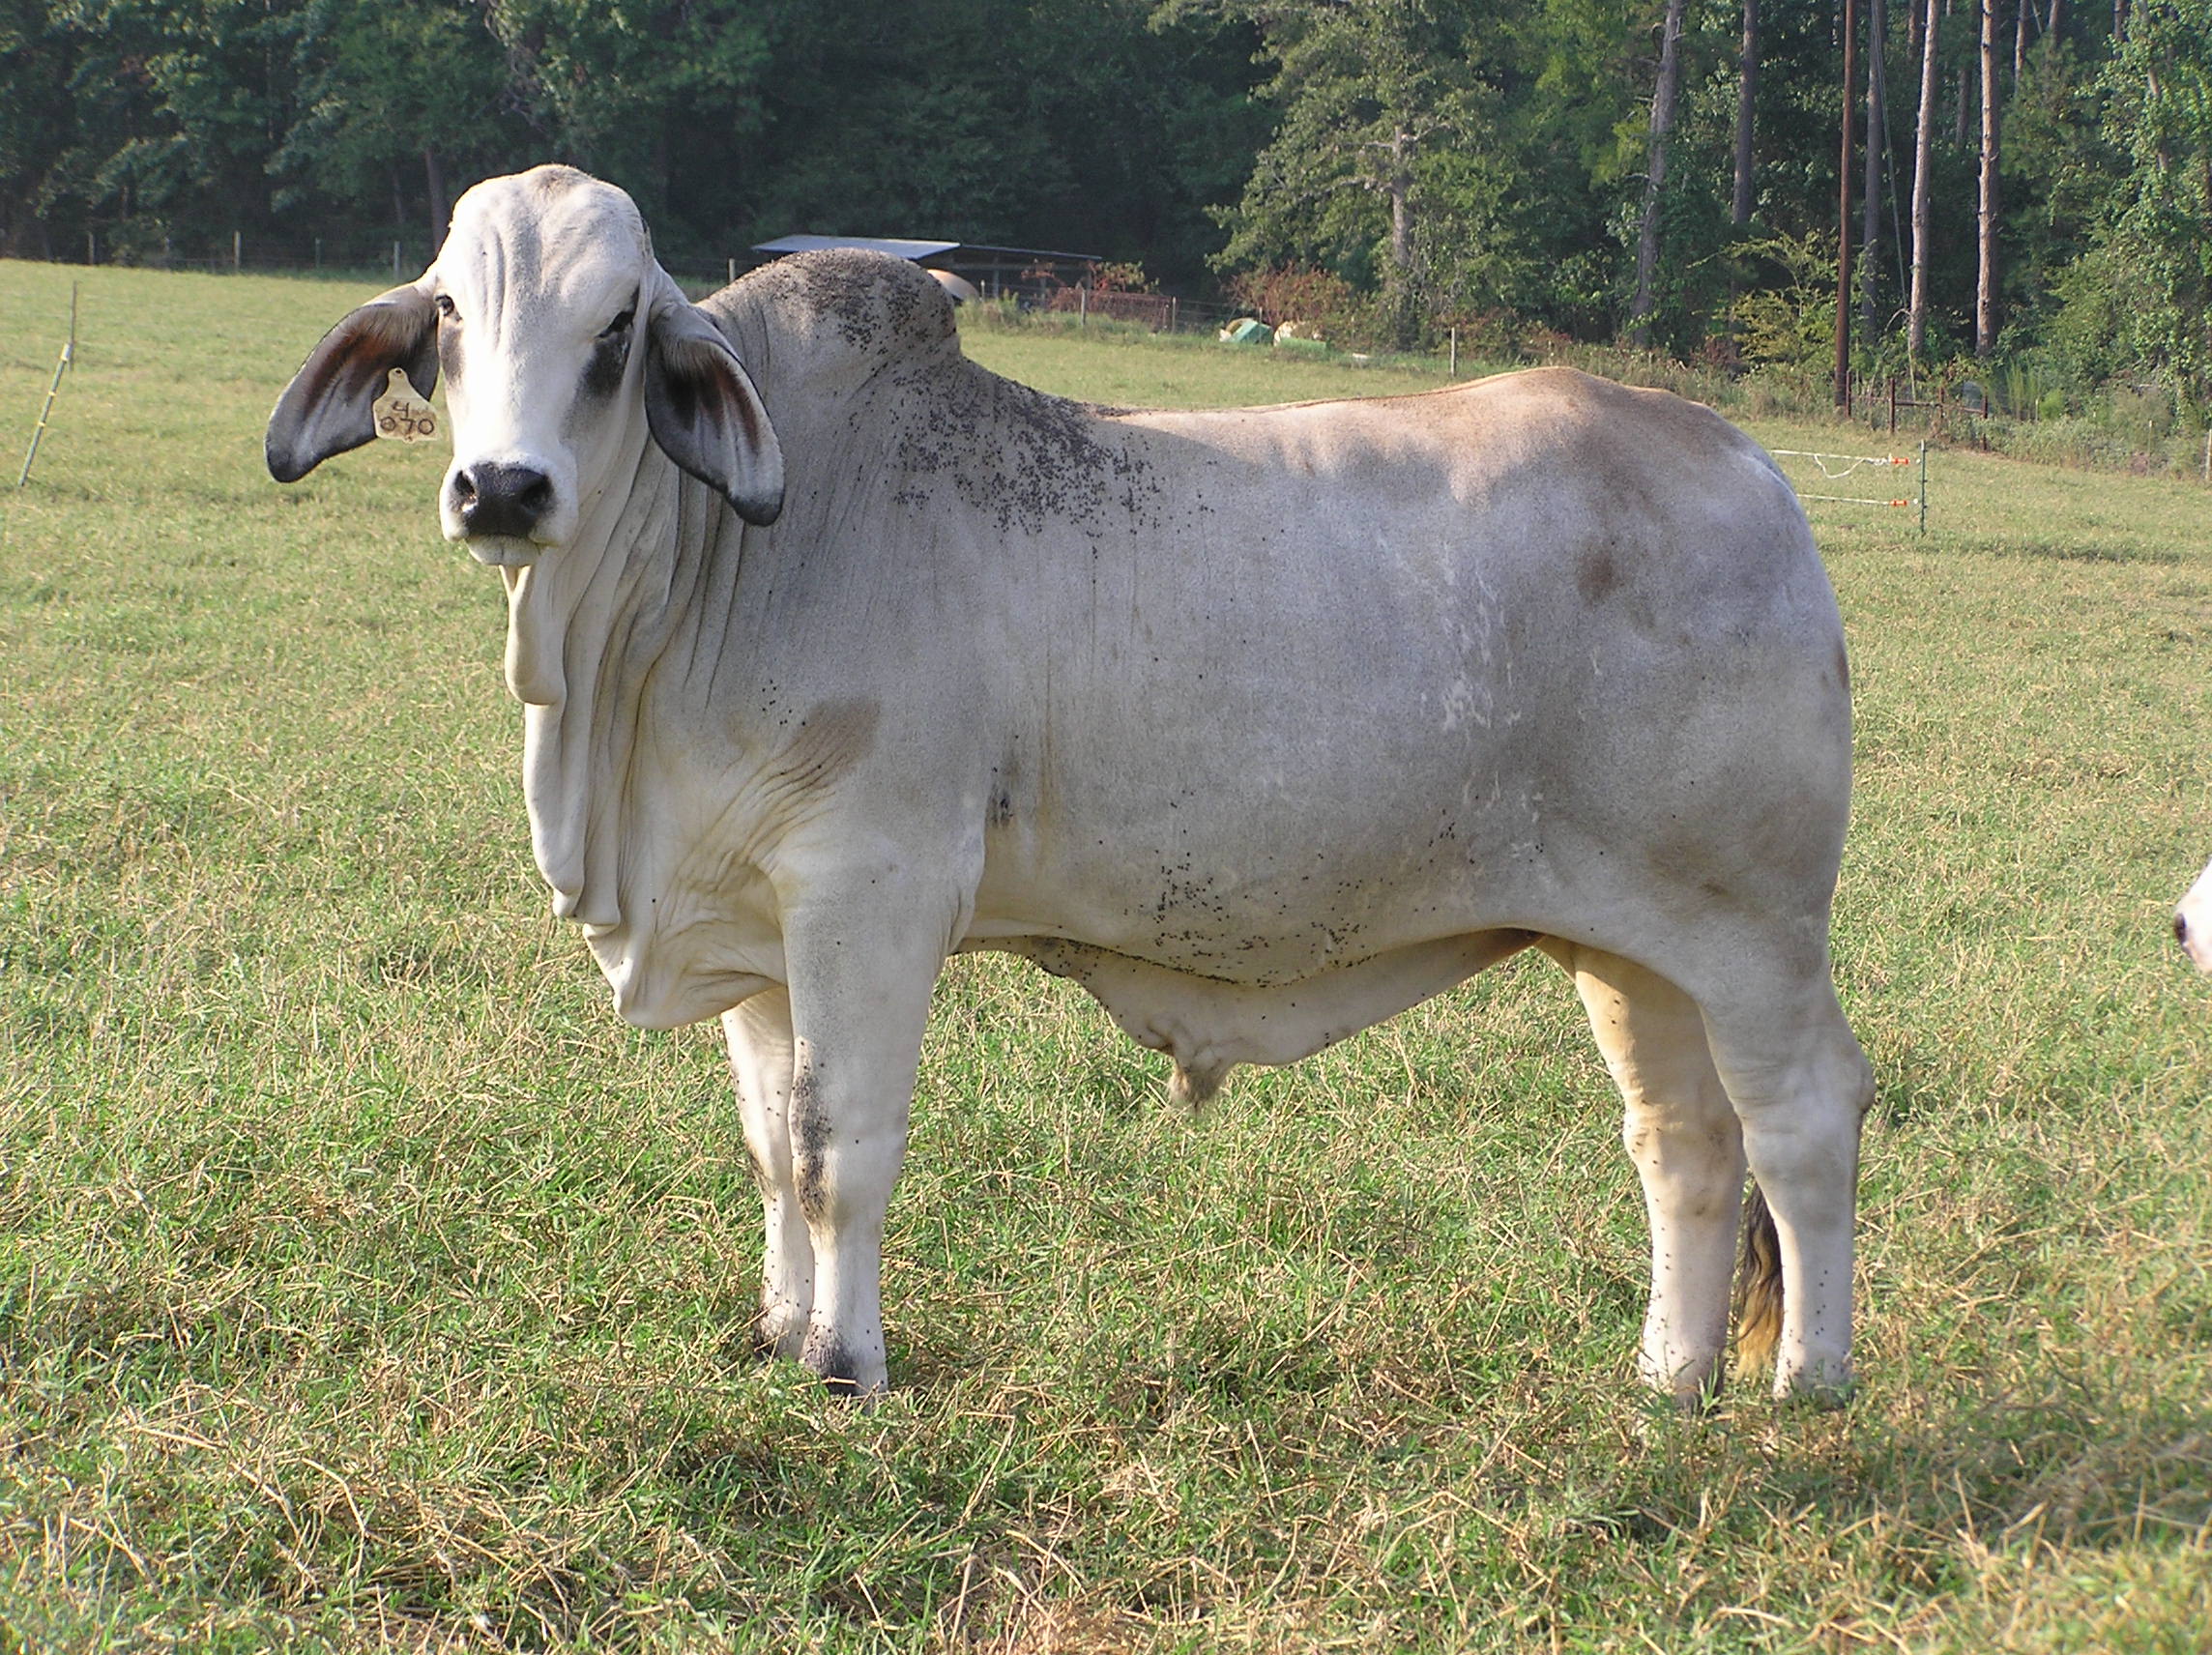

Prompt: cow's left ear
xmin=645 ymin=299 xmax=784 ymax=527
xmin=266 ymin=284 xmax=438 ymax=482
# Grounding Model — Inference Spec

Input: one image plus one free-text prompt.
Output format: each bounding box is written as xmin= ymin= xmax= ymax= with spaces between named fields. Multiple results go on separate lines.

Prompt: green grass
xmin=3 ymin=261 xmax=2210 ymax=1652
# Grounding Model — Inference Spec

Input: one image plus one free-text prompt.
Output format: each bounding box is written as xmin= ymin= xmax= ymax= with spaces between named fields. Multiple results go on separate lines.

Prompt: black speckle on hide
xmin=891 ymin=366 xmax=1160 ymax=537
xmin=778 ymin=248 xmax=957 ymax=357
xmin=791 ymin=1062 xmax=830 ymax=1225
xmin=802 ymin=1329 xmax=869 ymax=1398
xmin=747 ymin=1314 xmax=782 ymax=1361
xmin=725 ymin=247 xmax=1165 ymax=539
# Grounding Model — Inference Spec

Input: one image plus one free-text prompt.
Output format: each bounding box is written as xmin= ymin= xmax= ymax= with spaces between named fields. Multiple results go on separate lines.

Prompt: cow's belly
xmin=982 ymin=927 xmax=1542 ymax=1100
xmin=964 ymin=724 xmax=1567 ymax=985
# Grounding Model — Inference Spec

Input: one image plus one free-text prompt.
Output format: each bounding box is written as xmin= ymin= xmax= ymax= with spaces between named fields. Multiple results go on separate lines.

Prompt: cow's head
xmin=267 ymin=165 xmax=782 ymax=564
xmin=2178 ymin=858 xmax=2212 ymax=972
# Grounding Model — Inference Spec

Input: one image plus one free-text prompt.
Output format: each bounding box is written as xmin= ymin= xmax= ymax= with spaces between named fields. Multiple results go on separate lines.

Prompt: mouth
xmin=459 ymin=533 xmax=543 ymax=567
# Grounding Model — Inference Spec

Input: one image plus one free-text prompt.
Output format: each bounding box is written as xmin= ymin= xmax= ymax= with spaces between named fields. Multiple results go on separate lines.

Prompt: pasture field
xmin=2 ymin=260 xmax=2209 ymax=1652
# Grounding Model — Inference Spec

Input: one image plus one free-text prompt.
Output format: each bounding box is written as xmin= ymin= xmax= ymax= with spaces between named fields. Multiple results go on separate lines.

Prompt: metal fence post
xmin=17 ymin=284 xmax=78 ymax=488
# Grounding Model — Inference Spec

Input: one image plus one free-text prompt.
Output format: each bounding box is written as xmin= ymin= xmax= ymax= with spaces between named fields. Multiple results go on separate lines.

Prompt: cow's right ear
xmin=265 ymin=285 xmax=438 ymax=482
xmin=644 ymin=299 xmax=784 ymax=527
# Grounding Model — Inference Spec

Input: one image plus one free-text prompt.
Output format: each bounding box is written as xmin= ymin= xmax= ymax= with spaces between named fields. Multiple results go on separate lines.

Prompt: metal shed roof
xmin=752 ymin=236 xmax=1103 ymax=267
xmin=752 ymin=235 xmax=961 ymax=260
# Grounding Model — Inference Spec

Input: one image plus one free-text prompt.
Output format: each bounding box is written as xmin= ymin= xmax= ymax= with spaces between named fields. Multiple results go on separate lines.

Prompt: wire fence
xmin=30 ymin=238 xmax=1972 ymax=514
xmin=1770 ymin=442 xmax=1928 ymax=531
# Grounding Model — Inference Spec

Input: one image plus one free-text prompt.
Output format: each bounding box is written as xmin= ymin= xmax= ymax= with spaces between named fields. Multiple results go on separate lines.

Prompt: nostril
xmin=2179 ymin=913 xmax=2191 ymax=945
xmin=455 ymin=461 xmax=555 ymax=537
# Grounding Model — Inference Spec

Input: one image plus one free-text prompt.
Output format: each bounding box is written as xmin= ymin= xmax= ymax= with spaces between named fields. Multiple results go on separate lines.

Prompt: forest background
xmin=3 ymin=0 xmax=2210 ymax=437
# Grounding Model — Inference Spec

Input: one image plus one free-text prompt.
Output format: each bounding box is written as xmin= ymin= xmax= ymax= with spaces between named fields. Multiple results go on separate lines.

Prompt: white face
xmin=2179 ymin=858 xmax=2212 ymax=972
xmin=425 ymin=169 xmax=658 ymax=565
xmin=268 ymin=165 xmax=779 ymax=560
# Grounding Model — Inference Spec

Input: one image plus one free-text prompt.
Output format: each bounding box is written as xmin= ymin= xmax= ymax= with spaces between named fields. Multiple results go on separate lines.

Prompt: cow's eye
xmin=600 ymin=306 xmax=635 ymax=339
xmin=434 ymin=294 xmax=457 ymax=321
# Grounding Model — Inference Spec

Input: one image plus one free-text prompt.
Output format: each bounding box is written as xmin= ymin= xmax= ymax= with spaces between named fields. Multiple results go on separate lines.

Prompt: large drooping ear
xmin=644 ymin=298 xmax=784 ymax=526
xmin=265 ymin=285 xmax=438 ymax=483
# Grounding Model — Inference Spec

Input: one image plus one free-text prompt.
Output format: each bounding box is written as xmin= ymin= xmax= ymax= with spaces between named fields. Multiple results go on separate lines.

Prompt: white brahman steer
xmin=267 ymin=166 xmax=1874 ymax=1406
xmin=2178 ymin=859 xmax=2212 ymax=971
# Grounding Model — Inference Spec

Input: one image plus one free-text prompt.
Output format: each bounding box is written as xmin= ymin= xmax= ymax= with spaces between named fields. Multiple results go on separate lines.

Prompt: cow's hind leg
xmin=1548 ymin=942 xmax=1745 ymax=1407
xmin=1692 ymin=944 xmax=1874 ymax=1404
xmin=724 ymin=990 xmax=812 ymax=1360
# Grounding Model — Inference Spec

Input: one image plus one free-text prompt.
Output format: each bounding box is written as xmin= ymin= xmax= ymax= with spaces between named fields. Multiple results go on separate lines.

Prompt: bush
xmin=1726 ymin=232 xmax=1840 ymax=374
xmin=1225 ymin=266 xmax=1381 ymax=348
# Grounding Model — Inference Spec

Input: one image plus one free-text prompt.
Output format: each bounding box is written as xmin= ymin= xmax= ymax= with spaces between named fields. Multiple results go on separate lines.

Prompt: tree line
xmin=3 ymin=1 xmax=2207 ymax=418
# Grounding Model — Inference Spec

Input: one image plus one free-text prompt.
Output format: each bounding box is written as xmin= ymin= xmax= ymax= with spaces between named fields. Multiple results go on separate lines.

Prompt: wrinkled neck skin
xmin=497 ymin=323 xmax=714 ymax=929
xmin=483 ymin=257 xmax=954 ymax=949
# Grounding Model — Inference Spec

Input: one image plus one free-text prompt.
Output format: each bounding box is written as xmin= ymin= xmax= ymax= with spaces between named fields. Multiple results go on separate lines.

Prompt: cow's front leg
xmin=723 ymin=989 xmax=811 ymax=1360
xmin=779 ymin=888 xmax=950 ymax=1398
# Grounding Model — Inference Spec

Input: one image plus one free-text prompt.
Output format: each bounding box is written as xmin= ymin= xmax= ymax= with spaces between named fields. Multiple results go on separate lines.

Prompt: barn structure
xmin=749 ymin=234 xmax=1104 ymax=302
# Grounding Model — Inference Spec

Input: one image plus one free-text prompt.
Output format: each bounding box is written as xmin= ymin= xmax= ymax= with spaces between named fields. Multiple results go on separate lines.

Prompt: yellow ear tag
xmin=372 ymin=367 xmax=439 ymax=444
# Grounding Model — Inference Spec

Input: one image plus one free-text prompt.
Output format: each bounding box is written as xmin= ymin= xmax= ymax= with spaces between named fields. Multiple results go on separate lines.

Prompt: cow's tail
xmin=1731 ymin=1180 xmax=1784 ymax=1388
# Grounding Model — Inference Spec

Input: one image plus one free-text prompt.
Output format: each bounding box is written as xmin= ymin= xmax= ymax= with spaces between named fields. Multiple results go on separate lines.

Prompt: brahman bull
xmin=267 ymin=166 xmax=1874 ymax=1406
xmin=2178 ymin=861 xmax=2212 ymax=970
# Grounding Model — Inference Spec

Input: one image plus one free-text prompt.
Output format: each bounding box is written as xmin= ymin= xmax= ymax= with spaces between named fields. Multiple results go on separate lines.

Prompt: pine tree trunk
xmin=1909 ymin=0 xmax=1941 ymax=358
xmin=1386 ymin=128 xmax=1416 ymax=347
xmin=1978 ymin=0 xmax=2001 ymax=358
xmin=1955 ymin=0 xmax=1973 ymax=150
xmin=1836 ymin=0 xmax=1860 ymax=408
xmin=1631 ymin=0 xmax=1689 ymax=346
xmin=1388 ymin=128 xmax=1412 ymax=276
xmin=1733 ymin=0 xmax=1760 ymax=226
xmin=1862 ymin=0 xmax=1888 ymax=332
xmin=423 ymin=146 xmax=449 ymax=254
